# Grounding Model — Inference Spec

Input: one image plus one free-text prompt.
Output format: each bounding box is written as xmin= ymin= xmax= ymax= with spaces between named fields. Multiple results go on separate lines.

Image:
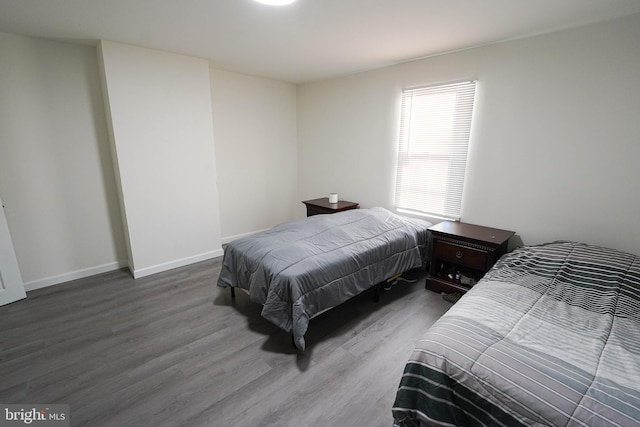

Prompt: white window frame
xmin=394 ymin=80 xmax=477 ymax=221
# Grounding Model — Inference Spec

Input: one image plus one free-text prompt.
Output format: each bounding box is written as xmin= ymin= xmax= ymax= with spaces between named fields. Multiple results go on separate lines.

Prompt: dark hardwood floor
xmin=0 ymin=258 xmax=452 ymax=427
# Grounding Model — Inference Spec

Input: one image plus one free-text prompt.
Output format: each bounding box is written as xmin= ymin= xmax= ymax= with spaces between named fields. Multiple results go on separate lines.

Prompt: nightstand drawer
xmin=434 ymin=240 xmax=488 ymax=270
xmin=306 ymin=206 xmax=329 ymax=216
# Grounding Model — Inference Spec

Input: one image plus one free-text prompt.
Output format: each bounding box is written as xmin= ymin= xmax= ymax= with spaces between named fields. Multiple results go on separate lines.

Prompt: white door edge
xmin=0 ymin=194 xmax=26 ymax=306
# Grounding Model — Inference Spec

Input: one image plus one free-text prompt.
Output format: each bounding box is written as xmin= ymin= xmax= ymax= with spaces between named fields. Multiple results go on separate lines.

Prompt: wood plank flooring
xmin=0 ymin=258 xmax=452 ymax=427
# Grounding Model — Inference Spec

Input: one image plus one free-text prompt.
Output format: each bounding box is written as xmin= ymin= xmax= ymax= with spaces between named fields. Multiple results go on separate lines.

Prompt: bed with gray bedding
xmin=393 ymin=241 xmax=640 ymax=427
xmin=217 ymin=207 xmax=432 ymax=350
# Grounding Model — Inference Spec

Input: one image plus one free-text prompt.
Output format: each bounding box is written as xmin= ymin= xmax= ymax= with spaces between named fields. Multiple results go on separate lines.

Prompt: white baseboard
xmin=24 ymin=249 xmax=225 ymax=291
xmin=132 ymin=249 xmax=223 ymax=279
xmin=221 ymin=228 xmax=269 ymax=244
xmin=24 ymin=261 xmax=129 ymax=292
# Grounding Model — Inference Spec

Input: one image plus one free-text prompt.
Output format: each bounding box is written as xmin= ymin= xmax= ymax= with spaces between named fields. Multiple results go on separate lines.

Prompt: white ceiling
xmin=1 ymin=0 xmax=640 ymax=83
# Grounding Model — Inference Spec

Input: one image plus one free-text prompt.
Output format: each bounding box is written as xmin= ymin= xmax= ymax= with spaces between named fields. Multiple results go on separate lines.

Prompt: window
xmin=394 ymin=80 xmax=477 ymax=220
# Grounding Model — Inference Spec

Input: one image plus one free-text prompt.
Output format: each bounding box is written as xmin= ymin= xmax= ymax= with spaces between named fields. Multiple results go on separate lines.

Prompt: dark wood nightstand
xmin=426 ymin=221 xmax=515 ymax=294
xmin=302 ymin=198 xmax=359 ymax=217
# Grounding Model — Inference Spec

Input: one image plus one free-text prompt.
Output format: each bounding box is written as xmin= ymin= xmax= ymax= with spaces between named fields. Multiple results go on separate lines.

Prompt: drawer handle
xmin=455 ymin=251 xmax=463 ymax=259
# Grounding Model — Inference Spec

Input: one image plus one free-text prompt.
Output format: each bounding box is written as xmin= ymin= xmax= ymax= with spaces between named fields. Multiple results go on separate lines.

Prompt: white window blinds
xmin=394 ymin=80 xmax=477 ymax=220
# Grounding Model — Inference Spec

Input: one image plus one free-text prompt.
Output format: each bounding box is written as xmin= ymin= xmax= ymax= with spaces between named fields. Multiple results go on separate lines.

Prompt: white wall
xmin=0 ymin=32 xmax=298 ymax=288
xmin=210 ymin=69 xmax=298 ymax=241
xmin=3 ymin=11 xmax=639 ymax=290
xmin=0 ymin=32 xmax=127 ymax=289
xmin=298 ymin=13 xmax=640 ymax=256
xmin=98 ymin=41 xmax=223 ymax=277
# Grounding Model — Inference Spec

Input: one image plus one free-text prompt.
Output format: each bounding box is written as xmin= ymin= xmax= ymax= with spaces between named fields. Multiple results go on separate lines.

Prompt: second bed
xmin=217 ymin=207 xmax=432 ymax=350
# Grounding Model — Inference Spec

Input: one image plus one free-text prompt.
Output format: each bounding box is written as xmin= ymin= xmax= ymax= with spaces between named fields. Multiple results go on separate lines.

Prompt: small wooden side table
xmin=302 ymin=198 xmax=359 ymax=217
xmin=426 ymin=221 xmax=515 ymax=294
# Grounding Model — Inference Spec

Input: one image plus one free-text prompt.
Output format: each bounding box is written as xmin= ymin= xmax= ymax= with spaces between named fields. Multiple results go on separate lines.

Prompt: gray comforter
xmin=393 ymin=241 xmax=640 ymax=426
xmin=217 ymin=207 xmax=432 ymax=350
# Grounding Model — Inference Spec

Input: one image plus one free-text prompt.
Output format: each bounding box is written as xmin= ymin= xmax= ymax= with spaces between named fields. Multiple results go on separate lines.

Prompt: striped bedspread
xmin=393 ymin=241 xmax=640 ymax=427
